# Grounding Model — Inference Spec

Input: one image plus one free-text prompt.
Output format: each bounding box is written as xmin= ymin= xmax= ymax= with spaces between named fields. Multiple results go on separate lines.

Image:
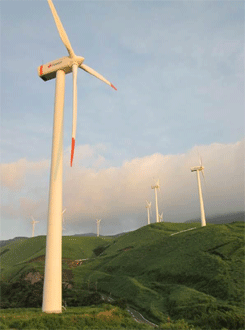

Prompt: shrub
xmin=112 ymin=298 xmax=127 ymax=309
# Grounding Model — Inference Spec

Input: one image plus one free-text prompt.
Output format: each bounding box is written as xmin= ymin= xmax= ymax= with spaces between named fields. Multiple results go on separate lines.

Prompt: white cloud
xmin=1 ymin=141 xmax=244 ymax=236
xmin=0 ymin=158 xmax=49 ymax=191
xmin=62 ymin=139 xmax=245 ymax=225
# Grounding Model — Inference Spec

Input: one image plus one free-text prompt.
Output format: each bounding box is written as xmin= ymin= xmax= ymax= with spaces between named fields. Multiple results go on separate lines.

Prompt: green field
xmin=1 ymin=222 xmax=244 ymax=329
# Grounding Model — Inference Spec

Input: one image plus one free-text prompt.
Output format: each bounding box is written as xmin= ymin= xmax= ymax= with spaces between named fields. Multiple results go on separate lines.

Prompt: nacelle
xmin=38 ymin=56 xmax=84 ymax=81
xmin=190 ymin=166 xmax=204 ymax=172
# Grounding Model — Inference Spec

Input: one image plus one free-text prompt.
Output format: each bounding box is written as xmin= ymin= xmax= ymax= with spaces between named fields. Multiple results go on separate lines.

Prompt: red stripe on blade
xmin=70 ymin=138 xmax=75 ymax=167
xmin=111 ymin=84 xmax=117 ymax=91
xmin=40 ymin=65 xmax=43 ymax=75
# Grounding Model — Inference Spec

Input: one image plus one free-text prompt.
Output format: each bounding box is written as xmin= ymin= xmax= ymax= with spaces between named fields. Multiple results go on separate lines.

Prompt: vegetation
xmin=0 ymin=305 xmax=153 ymax=329
xmin=1 ymin=221 xmax=244 ymax=329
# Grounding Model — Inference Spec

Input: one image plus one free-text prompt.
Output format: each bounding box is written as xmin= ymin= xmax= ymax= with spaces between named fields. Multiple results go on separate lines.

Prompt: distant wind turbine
xmin=145 ymin=200 xmax=151 ymax=225
xmin=62 ymin=208 xmax=66 ymax=231
xmin=190 ymin=156 xmax=206 ymax=227
xmin=96 ymin=219 xmax=101 ymax=237
xmin=38 ymin=0 xmax=117 ymax=314
xmin=30 ymin=216 xmax=39 ymax=237
xmin=158 ymin=212 xmax=163 ymax=222
xmin=151 ymin=179 xmax=160 ymax=223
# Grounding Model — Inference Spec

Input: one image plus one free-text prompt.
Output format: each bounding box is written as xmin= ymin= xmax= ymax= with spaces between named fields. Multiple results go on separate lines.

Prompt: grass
xmin=1 ymin=221 xmax=244 ymax=329
xmin=0 ymin=305 xmax=154 ymax=329
xmin=72 ymin=221 xmax=245 ymax=328
xmin=0 ymin=236 xmax=111 ymax=282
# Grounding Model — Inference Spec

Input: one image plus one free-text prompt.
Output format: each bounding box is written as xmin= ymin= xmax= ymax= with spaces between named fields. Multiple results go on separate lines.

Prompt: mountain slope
xmin=1 ymin=221 xmax=244 ymax=329
xmin=72 ymin=222 xmax=244 ymax=327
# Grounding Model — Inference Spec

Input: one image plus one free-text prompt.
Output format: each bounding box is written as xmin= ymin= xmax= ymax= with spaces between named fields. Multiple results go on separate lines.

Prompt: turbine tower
xmin=190 ymin=157 xmax=206 ymax=227
xmin=145 ymin=200 xmax=151 ymax=225
xmin=151 ymin=179 xmax=160 ymax=223
xmin=30 ymin=216 xmax=39 ymax=237
xmin=158 ymin=212 xmax=163 ymax=222
xmin=96 ymin=219 xmax=101 ymax=237
xmin=38 ymin=0 xmax=116 ymax=314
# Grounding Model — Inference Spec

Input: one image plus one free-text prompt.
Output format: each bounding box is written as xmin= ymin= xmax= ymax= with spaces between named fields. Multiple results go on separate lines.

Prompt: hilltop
xmin=1 ymin=211 xmax=243 ymax=248
xmin=0 ymin=221 xmax=244 ymax=329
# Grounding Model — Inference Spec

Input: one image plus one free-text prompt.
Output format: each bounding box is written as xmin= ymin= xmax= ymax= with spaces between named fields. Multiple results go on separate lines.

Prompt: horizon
xmin=1 ymin=210 xmax=244 ymax=242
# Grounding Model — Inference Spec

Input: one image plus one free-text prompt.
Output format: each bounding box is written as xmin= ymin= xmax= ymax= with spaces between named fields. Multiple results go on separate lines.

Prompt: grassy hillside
xmin=0 ymin=236 xmax=111 ymax=282
xmin=72 ymin=222 xmax=245 ymax=328
xmin=1 ymin=221 xmax=244 ymax=329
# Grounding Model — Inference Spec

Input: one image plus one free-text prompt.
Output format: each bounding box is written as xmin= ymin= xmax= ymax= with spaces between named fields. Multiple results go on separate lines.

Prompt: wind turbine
xmin=158 ymin=212 xmax=163 ymax=222
xmin=145 ymin=200 xmax=151 ymax=225
xmin=30 ymin=216 xmax=39 ymax=237
xmin=38 ymin=0 xmax=117 ymax=314
xmin=190 ymin=156 xmax=206 ymax=227
xmin=151 ymin=179 xmax=160 ymax=223
xmin=96 ymin=219 xmax=101 ymax=237
xmin=62 ymin=208 xmax=66 ymax=231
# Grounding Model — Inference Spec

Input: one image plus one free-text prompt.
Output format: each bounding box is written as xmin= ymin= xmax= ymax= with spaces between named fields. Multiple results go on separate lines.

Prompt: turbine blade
xmin=80 ymin=64 xmax=117 ymax=90
xmin=157 ymin=179 xmax=160 ymax=191
xmin=198 ymin=152 xmax=202 ymax=167
xmin=47 ymin=0 xmax=75 ymax=58
xmin=71 ymin=64 xmax=78 ymax=167
xmin=201 ymin=169 xmax=207 ymax=186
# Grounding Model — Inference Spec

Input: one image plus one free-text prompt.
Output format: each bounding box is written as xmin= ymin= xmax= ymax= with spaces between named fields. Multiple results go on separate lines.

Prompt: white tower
xmin=151 ymin=179 xmax=160 ymax=223
xmin=145 ymin=200 xmax=151 ymax=225
xmin=30 ymin=216 xmax=39 ymax=237
xmin=39 ymin=0 xmax=116 ymax=314
xmin=96 ymin=219 xmax=101 ymax=237
xmin=190 ymin=158 xmax=206 ymax=227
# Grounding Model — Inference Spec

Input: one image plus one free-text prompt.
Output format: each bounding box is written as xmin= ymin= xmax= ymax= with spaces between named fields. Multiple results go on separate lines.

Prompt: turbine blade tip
xmin=111 ymin=83 xmax=117 ymax=91
xmin=70 ymin=137 xmax=75 ymax=167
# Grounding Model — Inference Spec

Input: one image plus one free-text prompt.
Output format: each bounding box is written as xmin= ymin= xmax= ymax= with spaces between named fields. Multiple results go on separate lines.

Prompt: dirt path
xmin=101 ymin=294 xmax=158 ymax=327
xmin=127 ymin=307 xmax=158 ymax=327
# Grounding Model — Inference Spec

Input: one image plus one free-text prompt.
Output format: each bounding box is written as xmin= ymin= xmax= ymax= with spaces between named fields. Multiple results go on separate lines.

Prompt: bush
xmin=112 ymin=298 xmax=127 ymax=309
xmin=93 ymin=245 xmax=109 ymax=256
xmin=160 ymin=319 xmax=195 ymax=330
xmin=0 ymin=279 xmax=43 ymax=308
xmin=63 ymin=288 xmax=103 ymax=307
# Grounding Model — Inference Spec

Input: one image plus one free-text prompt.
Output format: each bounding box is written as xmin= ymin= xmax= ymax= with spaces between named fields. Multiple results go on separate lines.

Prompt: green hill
xmin=0 ymin=236 xmax=111 ymax=282
xmin=1 ymin=222 xmax=244 ymax=329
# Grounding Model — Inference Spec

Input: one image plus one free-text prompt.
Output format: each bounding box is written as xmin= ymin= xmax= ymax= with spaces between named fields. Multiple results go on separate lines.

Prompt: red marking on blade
xmin=70 ymin=138 xmax=75 ymax=167
xmin=111 ymin=84 xmax=117 ymax=91
xmin=40 ymin=65 xmax=43 ymax=75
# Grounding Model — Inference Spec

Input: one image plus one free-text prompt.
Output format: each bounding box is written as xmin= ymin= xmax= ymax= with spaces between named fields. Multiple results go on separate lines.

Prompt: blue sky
xmin=1 ymin=0 xmax=244 ymax=240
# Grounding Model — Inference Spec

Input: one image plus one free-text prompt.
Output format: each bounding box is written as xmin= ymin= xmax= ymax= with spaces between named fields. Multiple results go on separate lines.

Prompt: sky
xmin=0 ymin=0 xmax=244 ymax=240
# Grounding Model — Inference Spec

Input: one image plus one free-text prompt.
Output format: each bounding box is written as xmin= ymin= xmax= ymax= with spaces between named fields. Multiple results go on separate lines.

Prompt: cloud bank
xmin=1 ymin=140 xmax=244 ymax=236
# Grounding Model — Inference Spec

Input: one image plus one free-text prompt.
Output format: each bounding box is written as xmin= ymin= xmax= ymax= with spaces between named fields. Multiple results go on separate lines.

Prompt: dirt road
xmin=101 ymin=294 xmax=158 ymax=327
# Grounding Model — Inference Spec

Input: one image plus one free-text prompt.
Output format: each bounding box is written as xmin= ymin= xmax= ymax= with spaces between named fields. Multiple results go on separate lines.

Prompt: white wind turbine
xmin=62 ymin=208 xmax=66 ymax=231
xmin=96 ymin=219 xmax=101 ymax=237
xmin=30 ymin=216 xmax=39 ymax=238
xmin=190 ymin=156 xmax=206 ymax=227
xmin=38 ymin=0 xmax=117 ymax=314
xmin=151 ymin=179 xmax=160 ymax=223
xmin=145 ymin=200 xmax=151 ymax=225
xmin=158 ymin=212 xmax=163 ymax=222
